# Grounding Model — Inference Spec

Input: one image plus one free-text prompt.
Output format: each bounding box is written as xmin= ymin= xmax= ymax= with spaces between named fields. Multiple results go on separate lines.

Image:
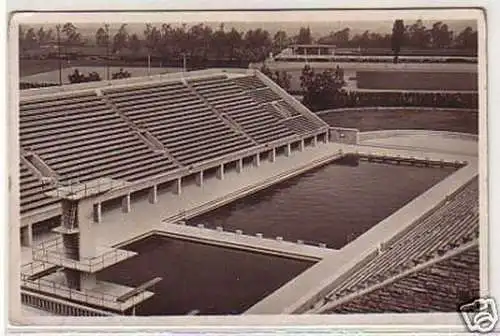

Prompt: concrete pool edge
xmin=244 ymin=160 xmax=478 ymax=315
xmin=21 ymin=137 xmax=479 ymax=317
xmin=113 ymin=227 xmax=330 ymax=262
xmin=163 ymin=150 xmax=346 ymax=224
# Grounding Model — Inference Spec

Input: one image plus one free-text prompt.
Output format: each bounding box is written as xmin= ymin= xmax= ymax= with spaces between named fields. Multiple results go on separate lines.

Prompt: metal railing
xmin=49 ymin=178 xmax=124 ymax=199
xmin=21 ymin=290 xmax=116 ymax=316
xmin=21 ymin=277 xmax=150 ymax=312
xmin=32 ymin=237 xmax=137 ymax=272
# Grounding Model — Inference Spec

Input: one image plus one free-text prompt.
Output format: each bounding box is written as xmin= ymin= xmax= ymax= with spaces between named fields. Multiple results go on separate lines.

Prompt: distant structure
xmin=272 ymin=44 xmax=337 ymax=62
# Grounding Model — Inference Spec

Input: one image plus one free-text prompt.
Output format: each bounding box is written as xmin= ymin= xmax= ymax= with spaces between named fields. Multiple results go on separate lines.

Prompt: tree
xmin=22 ymin=27 xmax=38 ymax=50
xmin=129 ymin=33 xmax=141 ymax=53
xmin=95 ymin=26 xmax=109 ymax=47
xmin=68 ymin=69 xmax=85 ymax=83
xmin=112 ymin=68 xmax=131 ymax=79
xmin=318 ymin=28 xmax=350 ymax=47
xmin=273 ymin=30 xmax=289 ymax=53
xmin=429 ymin=21 xmax=453 ymax=48
xmin=144 ymin=23 xmax=161 ymax=55
xmin=295 ymin=27 xmax=313 ymax=44
xmin=61 ymin=22 xmax=81 ymax=46
xmin=260 ymin=64 xmax=291 ymax=91
xmin=212 ymin=25 xmax=227 ymax=59
xmin=274 ymin=70 xmax=291 ymax=91
xmin=391 ymin=19 xmax=405 ymax=63
xmin=299 ymin=64 xmax=315 ymax=92
xmin=300 ymin=65 xmax=345 ymax=111
xmin=68 ymin=69 xmax=102 ymax=83
xmin=36 ymin=27 xmax=50 ymax=46
xmin=113 ymin=24 xmax=129 ymax=54
xmin=244 ymin=28 xmax=272 ymax=62
xmin=226 ymin=28 xmax=243 ymax=60
xmin=454 ymin=26 xmax=478 ymax=51
xmin=407 ymin=19 xmax=430 ymax=49
xmin=260 ymin=63 xmax=273 ymax=78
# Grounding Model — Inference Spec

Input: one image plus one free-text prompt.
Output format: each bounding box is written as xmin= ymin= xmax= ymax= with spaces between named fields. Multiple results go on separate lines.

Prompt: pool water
xmin=98 ymin=235 xmax=314 ymax=316
xmin=189 ymin=155 xmax=456 ymax=249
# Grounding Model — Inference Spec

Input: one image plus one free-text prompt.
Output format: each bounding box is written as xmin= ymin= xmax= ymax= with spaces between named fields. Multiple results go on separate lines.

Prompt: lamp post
xmin=56 ymin=24 xmax=62 ymax=86
xmin=105 ymin=24 xmax=110 ymax=81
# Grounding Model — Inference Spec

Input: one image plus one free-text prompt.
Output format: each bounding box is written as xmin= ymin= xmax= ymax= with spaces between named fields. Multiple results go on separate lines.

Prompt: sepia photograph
xmin=7 ymin=7 xmax=490 ymax=332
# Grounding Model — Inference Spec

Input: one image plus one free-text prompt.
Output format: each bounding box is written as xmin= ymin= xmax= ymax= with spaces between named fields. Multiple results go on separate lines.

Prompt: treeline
xmin=319 ymin=20 xmax=477 ymax=51
xmin=19 ymin=20 xmax=478 ymax=63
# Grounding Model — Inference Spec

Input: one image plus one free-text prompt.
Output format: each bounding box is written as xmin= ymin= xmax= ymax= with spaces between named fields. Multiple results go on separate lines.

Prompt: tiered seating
xmin=19 ymin=161 xmax=58 ymax=214
xmin=282 ymin=115 xmax=321 ymax=134
xmin=20 ymin=91 xmax=178 ymax=184
xmin=318 ymin=178 xmax=479 ymax=308
xmin=325 ymin=246 xmax=479 ymax=313
xmin=189 ymin=76 xmax=296 ymax=144
xmin=247 ymin=88 xmax=282 ymax=104
xmin=261 ymin=103 xmax=286 ymax=120
xmin=105 ymin=80 xmax=254 ymax=166
xmin=231 ymin=75 xmax=267 ymax=90
xmin=276 ymin=100 xmax=299 ymax=117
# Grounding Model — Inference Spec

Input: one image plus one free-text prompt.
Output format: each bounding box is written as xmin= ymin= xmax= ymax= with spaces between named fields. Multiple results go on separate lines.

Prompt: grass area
xmin=319 ymin=109 xmax=478 ymax=134
xmin=19 ymin=58 xmax=171 ymax=78
xmin=19 ymin=59 xmax=69 ymax=77
xmin=356 ymin=71 xmax=478 ymax=91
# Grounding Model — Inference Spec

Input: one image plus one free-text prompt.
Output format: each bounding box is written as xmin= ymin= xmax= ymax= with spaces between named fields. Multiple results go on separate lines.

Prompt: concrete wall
xmin=358 ymin=129 xmax=478 ymax=142
xmin=317 ymin=106 xmax=478 ymax=116
xmin=329 ymin=127 xmax=359 ymax=145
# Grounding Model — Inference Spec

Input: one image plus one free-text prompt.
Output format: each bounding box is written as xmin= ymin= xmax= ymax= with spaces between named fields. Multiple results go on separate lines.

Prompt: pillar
xmin=122 ymin=193 xmax=131 ymax=213
xmin=312 ymin=135 xmax=318 ymax=147
xmin=173 ymin=178 xmax=182 ymax=195
xmin=149 ymin=184 xmax=158 ymax=204
xmin=21 ymin=224 xmax=33 ymax=247
xmin=216 ymin=164 xmax=224 ymax=180
xmin=195 ymin=171 xmax=204 ymax=187
xmin=93 ymin=202 xmax=102 ymax=223
xmin=254 ymin=153 xmax=260 ymax=167
xmin=285 ymin=143 xmax=291 ymax=157
xmin=270 ymin=148 xmax=276 ymax=162
xmin=80 ymin=272 xmax=97 ymax=291
xmin=236 ymin=158 xmax=243 ymax=173
xmin=299 ymin=139 xmax=305 ymax=151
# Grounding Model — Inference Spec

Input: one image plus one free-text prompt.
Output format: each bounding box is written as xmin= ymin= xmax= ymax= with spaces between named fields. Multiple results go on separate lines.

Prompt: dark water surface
xmin=189 ymin=156 xmax=456 ymax=249
xmin=98 ymin=235 xmax=313 ymax=316
xmin=99 ymin=156 xmax=456 ymax=315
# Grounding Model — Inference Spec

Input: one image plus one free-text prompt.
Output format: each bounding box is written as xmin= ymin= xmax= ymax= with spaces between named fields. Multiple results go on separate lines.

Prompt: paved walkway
xmin=360 ymin=134 xmax=478 ymax=157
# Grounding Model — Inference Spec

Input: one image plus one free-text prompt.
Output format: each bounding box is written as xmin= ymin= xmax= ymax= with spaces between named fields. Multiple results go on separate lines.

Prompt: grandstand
xmin=309 ymin=177 xmax=479 ymax=314
xmin=16 ymin=68 xmax=480 ymax=317
xmin=19 ymin=69 xmax=329 ymax=241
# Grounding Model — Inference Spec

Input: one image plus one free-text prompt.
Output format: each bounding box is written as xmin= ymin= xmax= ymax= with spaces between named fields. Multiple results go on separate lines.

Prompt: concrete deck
xmin=360 ymin=133 xmax=478 ymax=157
xmin=152 ymin=224 xmax=334 ymax=261
xmin=20 ymin=132 xmax=479 ymax=315
xmin=245 ymin=157 xmax=477 ymax=314
xmin=22 ymin=271 xmax=154 ymax=312
xmin=22 ymin=136 xmax=477 ymax=264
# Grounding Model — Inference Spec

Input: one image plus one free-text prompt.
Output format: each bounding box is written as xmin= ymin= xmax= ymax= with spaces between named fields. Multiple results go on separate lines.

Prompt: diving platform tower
xmin=21 ymin=178 xmax=161 ymax=315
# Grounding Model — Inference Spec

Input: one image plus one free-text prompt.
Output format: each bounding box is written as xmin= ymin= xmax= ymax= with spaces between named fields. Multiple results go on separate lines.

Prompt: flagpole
xmin=147 ymin=53 xmax=151 ymax=76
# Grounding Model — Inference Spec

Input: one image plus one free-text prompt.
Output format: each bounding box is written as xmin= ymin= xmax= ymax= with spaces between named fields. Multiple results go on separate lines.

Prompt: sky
xmin=14 ymin=9 xmax=480 ymax=38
